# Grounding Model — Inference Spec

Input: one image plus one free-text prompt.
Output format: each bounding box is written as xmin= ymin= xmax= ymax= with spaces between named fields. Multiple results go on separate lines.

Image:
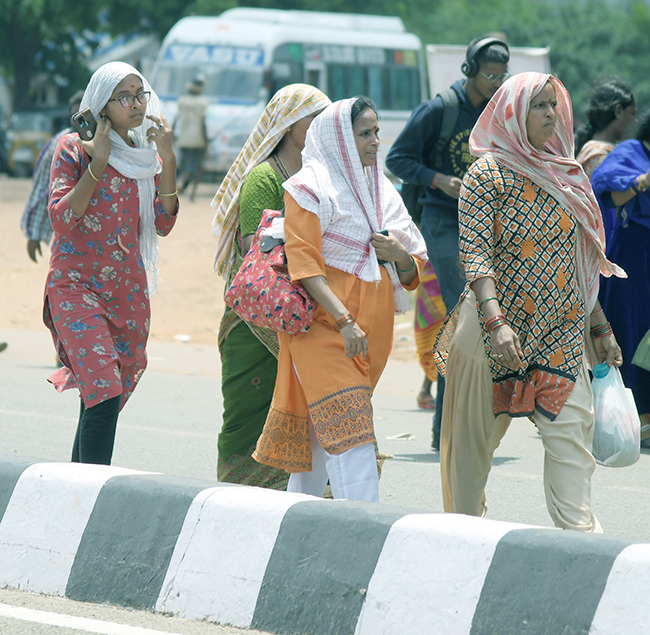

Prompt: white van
xmin=150 ymin=7 xmax=427 ymax=176
xmin=426 ymin=44 xmax=552 ymax=98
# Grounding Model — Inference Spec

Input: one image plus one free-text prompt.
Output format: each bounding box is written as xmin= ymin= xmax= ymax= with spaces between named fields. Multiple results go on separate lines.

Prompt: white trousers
xmin=287 ymin=424 xmax=379 ymax=502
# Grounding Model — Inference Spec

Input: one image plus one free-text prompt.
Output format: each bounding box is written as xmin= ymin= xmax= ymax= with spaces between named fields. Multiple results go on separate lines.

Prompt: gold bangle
xmin=334 ymin=313 xmax=355 ymax=332
xmin=87 ymin=164 xmax=101 ymax=182
xmin=158 ymin=190 xmax=178 ymax=197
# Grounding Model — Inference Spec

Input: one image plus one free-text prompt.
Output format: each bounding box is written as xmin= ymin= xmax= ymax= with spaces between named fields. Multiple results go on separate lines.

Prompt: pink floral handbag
xmin=224 ymin=208 xmax=314 ymax=335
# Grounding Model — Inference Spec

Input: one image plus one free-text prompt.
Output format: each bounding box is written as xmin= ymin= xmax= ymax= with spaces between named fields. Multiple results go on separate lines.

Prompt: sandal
xmin=417 ymin=394 xmax=436 ymax=410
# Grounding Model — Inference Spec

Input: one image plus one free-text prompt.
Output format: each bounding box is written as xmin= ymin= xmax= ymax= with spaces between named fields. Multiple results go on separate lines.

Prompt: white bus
xmin=149 ymin=8 xmax=427 ymax=176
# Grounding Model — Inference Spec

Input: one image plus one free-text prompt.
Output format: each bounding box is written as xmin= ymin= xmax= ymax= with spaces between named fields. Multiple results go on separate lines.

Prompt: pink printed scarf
xmin=469 ymin=72 xmax=626 ymax=313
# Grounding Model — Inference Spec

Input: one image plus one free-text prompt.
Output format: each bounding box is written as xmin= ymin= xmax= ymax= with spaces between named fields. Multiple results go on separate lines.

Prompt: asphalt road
xmin=0 ymin=588 xmax=272 ymax=635
xmin=3 ymin=325 xmax=650 ymax=539
xmin=2 ymin=325 xmax=650 ymax=631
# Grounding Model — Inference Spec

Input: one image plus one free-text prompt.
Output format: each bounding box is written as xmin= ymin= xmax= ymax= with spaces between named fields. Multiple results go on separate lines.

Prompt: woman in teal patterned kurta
xmin=213 ymin=84 xmax=330 ymax=488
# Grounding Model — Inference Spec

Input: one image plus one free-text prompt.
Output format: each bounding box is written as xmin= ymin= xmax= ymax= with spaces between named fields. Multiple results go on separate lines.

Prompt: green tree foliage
xmin=3 ymin=0 xmax=650 ymax=122
xmin=0 ymin=0 xmax=190 ymax=111
xmin=0 ymin=0 xmax=101 ymax=109
xmin=408 ymin=0 xmax=650 ymax=121
xmin=100 ymin=0 xmax=188 ymax=40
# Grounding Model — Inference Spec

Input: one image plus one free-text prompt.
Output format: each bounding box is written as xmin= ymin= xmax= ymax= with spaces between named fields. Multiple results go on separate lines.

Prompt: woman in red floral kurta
xmin=44 ymin=62 xmax=178 ymax=465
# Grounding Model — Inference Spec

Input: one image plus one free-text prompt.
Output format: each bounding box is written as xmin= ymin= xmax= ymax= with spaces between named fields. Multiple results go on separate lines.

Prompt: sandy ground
xmin=0 ymin=175 xmax=419 ymax=362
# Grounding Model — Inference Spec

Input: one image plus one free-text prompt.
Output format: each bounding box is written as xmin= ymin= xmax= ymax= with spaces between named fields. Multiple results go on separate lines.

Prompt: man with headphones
xmin=386 ymin=36 xmax=510 ymax=450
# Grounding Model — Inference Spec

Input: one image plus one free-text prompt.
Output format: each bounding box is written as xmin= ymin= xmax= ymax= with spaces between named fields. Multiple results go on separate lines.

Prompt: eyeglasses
xmin=480 ymin=71 xmax=511 ymax=85
xmin=107 ymin=91 xmax=151 ymax=108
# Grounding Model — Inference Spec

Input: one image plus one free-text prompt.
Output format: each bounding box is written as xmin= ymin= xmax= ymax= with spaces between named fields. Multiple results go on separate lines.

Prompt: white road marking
xmin=0 ymin=602 xmax=184 ymax=635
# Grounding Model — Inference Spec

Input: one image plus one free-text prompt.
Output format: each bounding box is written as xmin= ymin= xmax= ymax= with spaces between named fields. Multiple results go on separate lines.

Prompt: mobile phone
xmin=71 ymin=109 xmax=98 ymax=141
xmin=377 ymin=229 xmax=389 ymax=265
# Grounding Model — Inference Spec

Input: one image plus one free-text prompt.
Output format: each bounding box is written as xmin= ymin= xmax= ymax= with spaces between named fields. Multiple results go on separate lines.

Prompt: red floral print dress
xmin=44 ymin=133 xmax=178 ymax=408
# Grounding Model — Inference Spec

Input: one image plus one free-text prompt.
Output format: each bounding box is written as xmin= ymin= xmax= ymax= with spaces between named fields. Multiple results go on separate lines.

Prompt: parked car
xmin=5 ymin=108 xmax=68 ymax=178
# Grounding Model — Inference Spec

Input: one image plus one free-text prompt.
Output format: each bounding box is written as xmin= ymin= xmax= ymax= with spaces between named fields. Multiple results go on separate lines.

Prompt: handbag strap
xmin=259 ymin=207 xmax=286 ymax=253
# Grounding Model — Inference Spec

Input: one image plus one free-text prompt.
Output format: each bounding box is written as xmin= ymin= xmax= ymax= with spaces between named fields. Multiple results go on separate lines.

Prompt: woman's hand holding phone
xmin=371 ymin=230 xmax=410 ymax=265
xmin=80 ymin=116 xmax=112 ymax=173
xmin=68 ymin=115 xmax=113 ymax=219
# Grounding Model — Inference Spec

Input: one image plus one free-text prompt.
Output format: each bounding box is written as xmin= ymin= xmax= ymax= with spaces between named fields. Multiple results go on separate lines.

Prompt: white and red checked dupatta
xmin=283 ymin=98 xmax=426 ymax=315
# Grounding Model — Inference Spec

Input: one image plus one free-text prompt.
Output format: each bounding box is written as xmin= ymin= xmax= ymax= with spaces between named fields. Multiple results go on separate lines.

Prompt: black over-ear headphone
xmin=461 ymin=37 xmax=509 ymax=78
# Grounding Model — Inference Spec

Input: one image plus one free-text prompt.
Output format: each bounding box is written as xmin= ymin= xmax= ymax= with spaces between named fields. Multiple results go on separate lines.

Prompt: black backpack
xmin=400 ymin=88 xmax=460 ymax=226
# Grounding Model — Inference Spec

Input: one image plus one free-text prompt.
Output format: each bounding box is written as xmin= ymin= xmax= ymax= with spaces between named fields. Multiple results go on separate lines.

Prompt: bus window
xmin=271 ymin=44 xmax=305 ymax=92
xmin=328 ymin=66 xmax=346 ymax=101
xmin=326 ymin=52 xmax=420 ymax=110
xmin=348 ymin=66 xmax=367 ymax=96
xmin=381 ymin=66 xmax=420 ymax=111
xmin=367 ymin=67 xmax=383 ymax=108
xmin=327 ymin=65 xmax=368 ymax=101
xmin=304 ymin=61 xmax=326 ymax=93
xmin=388 ymin=68 xmax=408 ymax=111
xmin=153 ymin=45 xmax=265 ymax=103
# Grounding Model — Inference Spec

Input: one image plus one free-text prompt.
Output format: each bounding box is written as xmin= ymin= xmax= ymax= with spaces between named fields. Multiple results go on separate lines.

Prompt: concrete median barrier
xmin=1 ymin=455 xmax=648 ymax=634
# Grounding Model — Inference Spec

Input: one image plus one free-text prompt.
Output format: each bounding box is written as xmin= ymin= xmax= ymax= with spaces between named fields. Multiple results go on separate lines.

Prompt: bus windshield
xmin=153 ymin=44 xmax=265 ymax=103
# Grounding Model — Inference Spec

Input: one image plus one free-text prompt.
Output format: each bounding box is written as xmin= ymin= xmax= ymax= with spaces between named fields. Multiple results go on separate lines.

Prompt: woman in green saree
xmin=211 ymin=84 xmax=330 ymax=488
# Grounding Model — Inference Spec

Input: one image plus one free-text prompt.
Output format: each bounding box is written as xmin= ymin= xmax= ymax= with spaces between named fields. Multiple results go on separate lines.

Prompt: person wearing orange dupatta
xmin=253 ymin=97 xmax=427 ymax=502
xmin=434 ymin=73 xmax=625 ymax=532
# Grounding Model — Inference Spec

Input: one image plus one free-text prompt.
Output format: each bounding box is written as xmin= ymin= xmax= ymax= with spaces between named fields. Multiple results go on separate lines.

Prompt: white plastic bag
xmin=591 ymin=363 xmax=640 ymax=467
xmin=632 ymin=327 xmax=650 ymax=371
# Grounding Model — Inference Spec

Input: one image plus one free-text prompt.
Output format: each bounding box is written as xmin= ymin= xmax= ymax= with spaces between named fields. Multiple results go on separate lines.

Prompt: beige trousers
xmin=440 ymin=292 xmax=602 ymax=533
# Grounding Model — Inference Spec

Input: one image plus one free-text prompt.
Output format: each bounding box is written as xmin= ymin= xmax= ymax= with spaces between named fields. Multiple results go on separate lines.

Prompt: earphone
xmin=461 ymin=37 xmax=509 ymax=78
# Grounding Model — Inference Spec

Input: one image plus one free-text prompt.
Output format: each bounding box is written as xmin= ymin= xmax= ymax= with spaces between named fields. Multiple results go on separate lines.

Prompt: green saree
xmin=217 ymin=163 xmax=289 ymax=489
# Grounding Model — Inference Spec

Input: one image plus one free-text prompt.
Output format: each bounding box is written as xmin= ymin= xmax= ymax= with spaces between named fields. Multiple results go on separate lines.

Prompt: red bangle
xmin=591 ymin=322 xmax=613 ymax=339
xmin=487 ymin=320 xmax=508 ymax=334
xmin=484 ymin=314 xmax=506 ymax=328
xmin=592 ymin=329 xmax=613 ymax=340
xmin=485 ymin=314 xmax=508 ymax=334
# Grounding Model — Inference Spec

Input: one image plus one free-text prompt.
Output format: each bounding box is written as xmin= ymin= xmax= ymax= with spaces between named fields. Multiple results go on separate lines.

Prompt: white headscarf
xmin=80 ymin=61 xmax=163 ymax=294
xmin=284 ymin=98 xmax=427 ymax=315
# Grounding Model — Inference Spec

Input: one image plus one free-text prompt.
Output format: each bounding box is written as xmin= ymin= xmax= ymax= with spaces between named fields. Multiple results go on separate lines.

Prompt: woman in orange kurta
xmin=253 ymin=97 xmax=427 ymax=502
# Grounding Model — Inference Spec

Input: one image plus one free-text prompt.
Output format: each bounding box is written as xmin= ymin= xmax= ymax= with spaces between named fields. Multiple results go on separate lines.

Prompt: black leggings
xmin=72 ymin=395 xmax=122 ymax=465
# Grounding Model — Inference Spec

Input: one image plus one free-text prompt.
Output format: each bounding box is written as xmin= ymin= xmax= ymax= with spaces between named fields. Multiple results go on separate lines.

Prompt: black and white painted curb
xmin=1 ymin=454 xmax=649 ymax=634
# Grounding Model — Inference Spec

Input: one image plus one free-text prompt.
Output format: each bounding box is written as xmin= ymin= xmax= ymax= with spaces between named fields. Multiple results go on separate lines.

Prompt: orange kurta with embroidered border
xmin=434 ymin=155 xmax=586 ymax=420
xmin=253 ymin=194 xmax=421 ymax=472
